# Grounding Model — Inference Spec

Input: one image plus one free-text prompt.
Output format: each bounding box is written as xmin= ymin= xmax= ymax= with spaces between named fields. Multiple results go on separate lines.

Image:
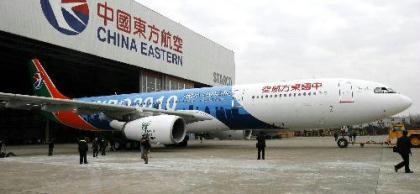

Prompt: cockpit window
xmin=374 ymin=87 xmax=396 ymax=94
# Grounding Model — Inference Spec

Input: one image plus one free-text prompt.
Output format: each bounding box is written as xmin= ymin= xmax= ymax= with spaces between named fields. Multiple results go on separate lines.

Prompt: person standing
xmin=0 ymin=139 xmax=3 ymax=153
xmin=256 ymin=132 xmax=266 ymax=160
xmin=352 ymin=131 xmax=357 ymax=143
xmin=0 ymin=139 xmax=4 ymax=158
xmin=78 ymin=138 xmax=89 ymax=164
xmin=140 ymin=134 xmax=151 ymax=164
xmin=109 ymin=139 xmax=116 ymax=152
xmin=348 ymin=128 xmax=353 ymax=142
xmin=394 ymin=130 xmax=413 ymax=173
xmin=48 ymin=138 xmax=54 ymax=156
xmin=100 ymin=138 xmax=107 ymax=156
xmin=92 ymin=138 xmax=99 ymax=157
xmin=342 ymin=125 xmax=349 ymax=136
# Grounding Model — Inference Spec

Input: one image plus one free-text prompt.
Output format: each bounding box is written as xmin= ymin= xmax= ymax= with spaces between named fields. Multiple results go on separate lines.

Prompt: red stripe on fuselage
xmin=53 ymin=111 xmax=98 ymax=131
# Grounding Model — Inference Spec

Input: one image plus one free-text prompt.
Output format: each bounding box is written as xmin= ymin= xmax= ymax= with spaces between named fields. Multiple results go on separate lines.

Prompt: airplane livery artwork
xmin=0 ymin=59 xmax=412 ymax=148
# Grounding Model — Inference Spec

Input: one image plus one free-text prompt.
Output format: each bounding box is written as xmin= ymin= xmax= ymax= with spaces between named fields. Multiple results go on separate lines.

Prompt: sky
xmin=137 ymin=0 xmax=420 ymax=115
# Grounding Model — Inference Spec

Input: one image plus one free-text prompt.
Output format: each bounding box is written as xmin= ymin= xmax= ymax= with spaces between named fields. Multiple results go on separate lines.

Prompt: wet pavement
xmin=0 ymin=136 xmax=419 ymax=194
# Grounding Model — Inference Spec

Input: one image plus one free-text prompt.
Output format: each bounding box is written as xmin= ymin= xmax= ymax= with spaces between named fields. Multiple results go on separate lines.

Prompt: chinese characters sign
xmin=262 ymin=82 xmax=323 ymax=93
xmin=96 ymin=2 xmax=183 ymax=66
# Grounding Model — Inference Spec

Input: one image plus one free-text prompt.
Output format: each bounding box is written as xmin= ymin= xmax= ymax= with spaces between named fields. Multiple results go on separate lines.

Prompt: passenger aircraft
xmin=0 ymin=59 xmax=412 ymax=146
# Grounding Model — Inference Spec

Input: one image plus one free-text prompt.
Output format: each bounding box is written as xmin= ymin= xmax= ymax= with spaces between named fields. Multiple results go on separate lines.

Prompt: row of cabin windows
xmin=114 ymin=98 xmax=228 ymax=106
xmin=251 ymin=91 xmax=327 ymax=99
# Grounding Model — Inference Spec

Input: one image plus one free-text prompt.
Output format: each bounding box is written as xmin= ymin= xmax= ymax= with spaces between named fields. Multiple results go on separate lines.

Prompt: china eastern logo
xmin=40 ymin=0 xmax=90 ymax=35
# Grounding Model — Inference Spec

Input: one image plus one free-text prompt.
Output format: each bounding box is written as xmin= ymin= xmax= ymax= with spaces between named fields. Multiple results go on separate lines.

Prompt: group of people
xmin=75 ymin=135 xmax=152 ymax=165
xmin=91 ymin=137 xmax=110 ymax=158
xmin=46 ymin=136 xmax=109 ymax=165
xmin=78 ymin=137 xmax=113 ymax=164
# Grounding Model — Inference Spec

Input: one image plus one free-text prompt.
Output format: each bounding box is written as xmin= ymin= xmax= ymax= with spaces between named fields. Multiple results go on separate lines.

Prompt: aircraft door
xmin=338 ymin=81 xmax=354 ymax=103
xmin=232 ymin=88 xmax=244 ymax=108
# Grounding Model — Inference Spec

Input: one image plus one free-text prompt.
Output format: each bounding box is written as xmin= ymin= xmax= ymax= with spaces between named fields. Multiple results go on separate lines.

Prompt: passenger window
xmin=298 ymin=93 xmax=301 ymax=96
xmin=303 ymin=92 xmax=306 ymax=96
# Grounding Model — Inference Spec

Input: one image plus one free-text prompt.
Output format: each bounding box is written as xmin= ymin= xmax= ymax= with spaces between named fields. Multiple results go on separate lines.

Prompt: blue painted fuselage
xmin=77 ymin=86 xmax=273 ymax=130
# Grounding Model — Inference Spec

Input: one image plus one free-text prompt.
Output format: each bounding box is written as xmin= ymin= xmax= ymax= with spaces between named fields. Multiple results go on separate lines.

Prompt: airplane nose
xmin=399 ymin=94 xmax=412 ymax=110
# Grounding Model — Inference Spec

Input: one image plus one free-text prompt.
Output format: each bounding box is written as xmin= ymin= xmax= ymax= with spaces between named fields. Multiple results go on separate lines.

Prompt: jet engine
xmin=110 ymin=115 xmax=186 ymax=145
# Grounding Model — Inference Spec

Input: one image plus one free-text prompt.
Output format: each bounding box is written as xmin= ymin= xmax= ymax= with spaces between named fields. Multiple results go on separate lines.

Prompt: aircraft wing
xmin=0 ymin=92 xmax=213 ymax=123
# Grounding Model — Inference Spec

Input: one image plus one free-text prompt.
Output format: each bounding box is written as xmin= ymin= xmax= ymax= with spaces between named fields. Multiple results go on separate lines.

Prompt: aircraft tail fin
xmin=28 ymin=59 xmax=69 ymax=99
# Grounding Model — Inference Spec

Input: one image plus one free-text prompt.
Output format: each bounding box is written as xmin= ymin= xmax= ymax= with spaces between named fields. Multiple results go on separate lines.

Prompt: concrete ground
xmin=0 ymin=136 xmax=419 ymax=194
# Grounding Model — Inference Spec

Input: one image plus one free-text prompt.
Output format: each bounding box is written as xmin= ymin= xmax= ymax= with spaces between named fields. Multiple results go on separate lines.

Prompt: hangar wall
xmin=0 ymin=0 xmax=235 ymax=87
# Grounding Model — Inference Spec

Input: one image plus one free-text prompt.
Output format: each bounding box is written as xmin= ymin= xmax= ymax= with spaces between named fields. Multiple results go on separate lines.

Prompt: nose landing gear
xmin=337 ymin=137 xmax=349 ymax=148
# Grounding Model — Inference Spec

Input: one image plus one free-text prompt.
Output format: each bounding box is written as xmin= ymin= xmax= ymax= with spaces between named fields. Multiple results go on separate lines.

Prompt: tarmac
xmin=0 ymin=136 xmax=419 ymax=194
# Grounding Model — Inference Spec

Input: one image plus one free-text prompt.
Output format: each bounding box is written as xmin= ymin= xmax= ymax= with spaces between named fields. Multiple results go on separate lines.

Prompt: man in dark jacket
xmin=256 ymin=132 xmax=266 ymax=160
xmin=140 ymin=134 xmax=151 ymax=164
xmin=78 ymin=138 xmax=89 ymax=164
xmin=394 ymin=130 xmax=413 ymax=173
xmin=100 ymin=138 xmax=107 ymax=156
xmin=92 ymin=138 xmax=99 ymax=157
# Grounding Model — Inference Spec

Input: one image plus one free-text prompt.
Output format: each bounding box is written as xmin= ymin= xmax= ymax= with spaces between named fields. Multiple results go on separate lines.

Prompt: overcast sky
xmin=137 ymin=0 xmax=420 ymax=115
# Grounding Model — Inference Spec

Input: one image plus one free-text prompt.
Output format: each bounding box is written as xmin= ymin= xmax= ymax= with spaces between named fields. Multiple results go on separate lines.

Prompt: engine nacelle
xmin=208 ymin=130 xmax=252 ymax=140
xmin=110 ymin=115 xmax=186 ymax=145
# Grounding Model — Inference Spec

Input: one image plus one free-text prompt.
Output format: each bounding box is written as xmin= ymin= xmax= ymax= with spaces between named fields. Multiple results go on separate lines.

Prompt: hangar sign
xmin=40 ymin=0 xmax=183 ymax=66
xmin=96 ymin=2 xmax=184 ymax=66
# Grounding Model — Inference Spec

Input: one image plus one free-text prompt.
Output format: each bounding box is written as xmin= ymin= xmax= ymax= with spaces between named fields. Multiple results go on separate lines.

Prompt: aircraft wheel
xmin=125 ymin=142 xmax=133 ymax=150
xmin=114 ymin=140 xmax=124 ymax=150
xmin=337 ymin=138 xmax=349 ymax=148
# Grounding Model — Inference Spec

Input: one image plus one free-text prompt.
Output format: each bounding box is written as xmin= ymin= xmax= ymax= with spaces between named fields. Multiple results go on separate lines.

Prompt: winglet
xmin=28 ymin=59 xmax=69 ymax=99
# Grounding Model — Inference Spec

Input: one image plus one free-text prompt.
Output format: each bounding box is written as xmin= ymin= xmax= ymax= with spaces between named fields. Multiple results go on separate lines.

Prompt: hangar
xmin=0 ymin=0 xmax=235 ymax=144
